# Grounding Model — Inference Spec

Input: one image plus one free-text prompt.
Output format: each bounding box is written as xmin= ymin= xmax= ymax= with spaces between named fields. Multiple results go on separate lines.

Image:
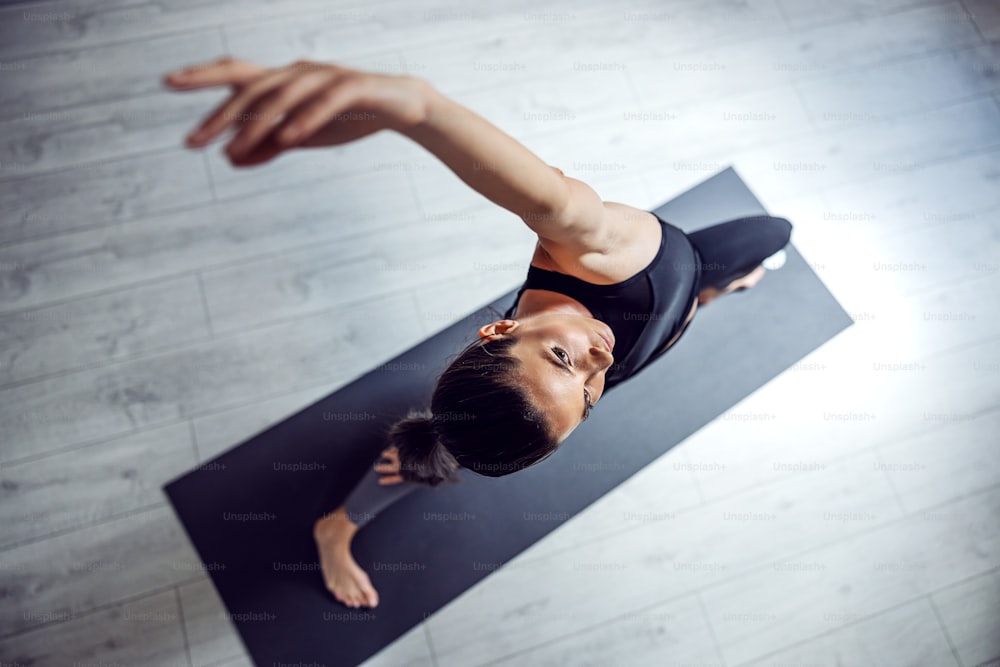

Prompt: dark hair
xmin=387 ymin=331 xmax=560 ymax=487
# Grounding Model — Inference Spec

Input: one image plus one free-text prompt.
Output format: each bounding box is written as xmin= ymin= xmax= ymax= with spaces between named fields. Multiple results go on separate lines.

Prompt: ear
xmin=478 ymin=322 xmax=497 ymax=339
xmin=478 ymin=319 xmax=516 ymax=339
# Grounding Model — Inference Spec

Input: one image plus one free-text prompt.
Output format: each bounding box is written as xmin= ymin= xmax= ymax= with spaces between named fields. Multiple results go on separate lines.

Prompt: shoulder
xmin=533 ymin=202 xmax=663 ymax=285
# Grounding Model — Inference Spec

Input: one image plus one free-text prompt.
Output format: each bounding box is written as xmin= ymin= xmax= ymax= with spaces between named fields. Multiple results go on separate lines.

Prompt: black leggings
xmin=323 ymin=214 xmax=794 ymax=529
xmin=686 ymin=215 xmax=793 ymax=292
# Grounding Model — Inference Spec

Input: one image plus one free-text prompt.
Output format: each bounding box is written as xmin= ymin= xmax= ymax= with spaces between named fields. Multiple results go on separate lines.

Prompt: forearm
xmin=399 ymin=79 xmax=570 ymax=221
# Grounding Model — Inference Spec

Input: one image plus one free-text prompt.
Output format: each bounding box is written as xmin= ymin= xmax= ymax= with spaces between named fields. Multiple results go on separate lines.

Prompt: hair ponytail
xmin=389 ymin=408 xmax=461 ymax=487
xmin=385 ymin=330 xmax=561 ymax=486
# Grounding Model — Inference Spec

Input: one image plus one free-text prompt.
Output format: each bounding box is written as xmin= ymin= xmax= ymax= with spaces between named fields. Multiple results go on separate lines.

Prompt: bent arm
xmin=399 ymin=79 xmax=609 ymax=250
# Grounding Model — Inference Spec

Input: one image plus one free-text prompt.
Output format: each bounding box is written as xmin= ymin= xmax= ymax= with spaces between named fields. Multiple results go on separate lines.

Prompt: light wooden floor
xmin=1 ymin=0 xmax=998 ymax=665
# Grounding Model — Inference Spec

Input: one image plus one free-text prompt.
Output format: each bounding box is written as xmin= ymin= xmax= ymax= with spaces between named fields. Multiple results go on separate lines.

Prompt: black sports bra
xmin=503 ymin=213 xmax=702 ymax=391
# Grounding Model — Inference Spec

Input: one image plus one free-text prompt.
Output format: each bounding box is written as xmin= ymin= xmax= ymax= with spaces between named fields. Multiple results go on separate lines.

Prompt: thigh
xmin=685 ymin=215 xmax=793 ymax=291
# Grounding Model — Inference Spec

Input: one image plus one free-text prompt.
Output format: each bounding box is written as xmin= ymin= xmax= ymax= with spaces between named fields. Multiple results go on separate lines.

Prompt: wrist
xmin=386 ymin=74 xmax=433 ymax=133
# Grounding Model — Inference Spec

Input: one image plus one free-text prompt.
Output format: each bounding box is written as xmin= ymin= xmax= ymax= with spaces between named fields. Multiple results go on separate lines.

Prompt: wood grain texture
xmin=0 ymin=588 xmax=190 ymax=667
xmin=0 ymin=506 xmax=203 ymax=636
xmin=0 ymin=420 xmax=196 ymax=549
xmin=0 ymin=30 xmax=224 ymax=119
xmin=0 ymin=149 xmax=213 ymax=245
xmin=426 ymin=451 xmax=904 ymax=665
xmin=700 ymin=484 xmax=1000 ymax=664
xmin=0 ymin=291 xmax=419 ymax=461
xmin=0 ymin=168 xmax=419 ymax=315
xmin=738 ymin=597 xmax=958 ymax=667
xmin=0 ymin=274 xmax=211 ymax=385
xmin=931 ymin=568 xmax=1000 ymax=667
xmin=0 ymin=88 xmax=223 ymax=181
xmin=177 ymin=577 xmax=248 ymax=667
xmin=1 ymin=0 xmax=998 ymax=665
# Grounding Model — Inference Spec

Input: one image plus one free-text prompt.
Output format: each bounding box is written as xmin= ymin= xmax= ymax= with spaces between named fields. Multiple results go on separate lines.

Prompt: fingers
xmin=226 ymin=69 xmax=336 ymax=159
xmin=274 ymin=74 xmax=369 ymax=146
xmin=377 ymin=474 xmax=404 ymax=486
xmin=164 ymin=56 xmax=268 ymax=90
xmin=226 ymin=133 xmax=287 ymax=168
xmin=185 ymin=67 xmax=296 ymax=148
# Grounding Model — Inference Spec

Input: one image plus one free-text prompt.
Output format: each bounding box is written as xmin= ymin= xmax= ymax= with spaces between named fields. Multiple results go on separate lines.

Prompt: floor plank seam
xmin=957 ymin=0 xmax=990 ymax=43
xmin=173 ymin=586 xmax=195 ymax=667
xmin=926 ymin=592 xmax=967 ymax=667
xmin=195 ymin=271 xmax=216 ymax=339
xmin=509 ymin=397 xmax=1000 ymax=569
xmin=4 ymin=80 xmax=995 ymax=254
xmin=0 ymin=571 xmax=208 ymax=642
xmin=464 ymin=557 xmax=1000 ymax=667
xmin=696 ymin=590 xmax=728 ymax=667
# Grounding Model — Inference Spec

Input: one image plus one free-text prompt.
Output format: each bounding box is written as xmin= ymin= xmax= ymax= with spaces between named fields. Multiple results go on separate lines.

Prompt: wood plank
xmin=198 ymin=127 xmax=423 ymax=203
xmin=0 ymin=168 xmax=418 ymax=315
xmin=776 ymin=0 xmax=942 ymax=29
xmin=177 ymin=576 xmax=247 ymax=667
xmin=0 ymin=0 xmax=352 ymax=60
xmin=0 ymin=588 xmax=189 ymax=666
xmin=644 ymin=94 xmax=1000 ymax=202
xmin=796 ymin=40 xmax=1000 ymax=131
xmin=931 ymin=568 xmax=1000 ymax=667
xmin=0 ymin=30 xmax=224 ymax=119
xmin=482 ymin=593 xmax=720 ymax=667
xmin=425 ymin=451 xmax=902 ymax=666
xmin=359 ymin=623 xmax=436 ymax=667
xmin=0 ymin=291 xmax=419 ymax=460
xmin=401 ymin=82 xmax=813 ymax=221
xmin=0 ymin=87 xmax=224 ymax=181
xmin=199 ymin=203 xmax=532 ymax=334
xmin=877 ymin=407 xmax=1000 ymax=515
xmin=0 ymin=0 xmax=621 ymax=61
xmin=739 ymin=597 xmax=958 ymax=667
xmin=628 ymin=1 xmax=984 ymax=108
xmin=0 ymin=274 xmax=210 ymax=385
xmin=700 ymin=484 xmax=1000 ymax=664
xmin=0 ymin=149 xmax=213 ymax=245
xmin=0 ymin=420 xmax=196 ymax=549
xmin=0 ymin=506 xmax=202 ymax=636
xmin=683 ymin=327 xmax=1000 ymax=503
xmin=790 ymin=188 xmax=1000 ymax=303
xmin=392 ymin=0 xmax=787 ymax=99
xmin=771 ymin=148 xmax=1000 ymax=244
xmin=965 ymin=0 xmax=1000 ymax=40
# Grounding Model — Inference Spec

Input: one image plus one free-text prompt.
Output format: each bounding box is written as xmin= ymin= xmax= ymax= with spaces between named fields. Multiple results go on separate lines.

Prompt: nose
xmin=589 ymin=340 xmax=614 ymax=367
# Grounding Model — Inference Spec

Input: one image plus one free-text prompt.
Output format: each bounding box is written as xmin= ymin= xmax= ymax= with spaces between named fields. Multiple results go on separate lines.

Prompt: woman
xmin=165 ymin=57 xmax=792 ymax=609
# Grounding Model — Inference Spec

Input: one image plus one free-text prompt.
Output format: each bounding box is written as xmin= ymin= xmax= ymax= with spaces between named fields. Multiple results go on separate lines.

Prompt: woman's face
xmin=478 ymin=313 xmax=615 ymax=442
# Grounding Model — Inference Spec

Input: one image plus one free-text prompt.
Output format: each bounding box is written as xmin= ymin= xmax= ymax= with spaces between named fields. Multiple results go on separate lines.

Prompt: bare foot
xmin=313 ymin=509 xmax=379 ymax=608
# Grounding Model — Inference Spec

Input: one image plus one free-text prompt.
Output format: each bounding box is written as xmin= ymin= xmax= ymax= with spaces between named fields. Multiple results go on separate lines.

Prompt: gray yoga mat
xmin=164 ymin=167 xmax=853 ymax=667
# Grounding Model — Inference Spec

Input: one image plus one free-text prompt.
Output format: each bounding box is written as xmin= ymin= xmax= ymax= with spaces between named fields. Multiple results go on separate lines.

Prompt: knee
xmin=768 ymin=216 xmax=793 ymax=248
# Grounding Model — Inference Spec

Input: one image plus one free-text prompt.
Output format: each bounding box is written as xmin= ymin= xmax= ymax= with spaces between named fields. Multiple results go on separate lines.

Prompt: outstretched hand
xmin=373 ymin=446 xmax=405 ymax=485
xmin=162 ymin=57 xmax=427 ymax=167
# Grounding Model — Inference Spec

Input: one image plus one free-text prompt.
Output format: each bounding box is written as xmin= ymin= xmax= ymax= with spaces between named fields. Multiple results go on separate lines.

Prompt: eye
xmin=554 ymin=347 xmax=594 ymax=420
xmin=553 ymin=346 xmax=570 ymax=365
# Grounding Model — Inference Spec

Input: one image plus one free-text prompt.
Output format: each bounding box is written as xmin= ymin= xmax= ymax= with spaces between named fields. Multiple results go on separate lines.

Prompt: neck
xmin=513 ymin=289 xmax=595 ymax=320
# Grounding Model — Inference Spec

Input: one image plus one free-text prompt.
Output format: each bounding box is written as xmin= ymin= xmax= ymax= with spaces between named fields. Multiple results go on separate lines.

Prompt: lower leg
xmin=697 ymin=264 xmax=766 ymax=306
xmin=313 ymin=460 xmax=420 ymax=609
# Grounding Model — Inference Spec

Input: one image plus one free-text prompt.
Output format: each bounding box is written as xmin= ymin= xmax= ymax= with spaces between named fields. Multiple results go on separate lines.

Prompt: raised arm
xmin=164 ymin=58 xmax=612 ymax=253
xmin=400 ymin=79 xmax=611 ymax=252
